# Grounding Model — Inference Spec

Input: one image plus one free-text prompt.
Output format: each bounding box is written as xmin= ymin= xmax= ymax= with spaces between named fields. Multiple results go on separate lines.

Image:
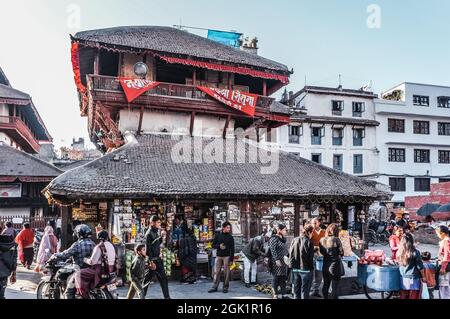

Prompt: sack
xmin=421 ymin=283 xmax=430 ymax=299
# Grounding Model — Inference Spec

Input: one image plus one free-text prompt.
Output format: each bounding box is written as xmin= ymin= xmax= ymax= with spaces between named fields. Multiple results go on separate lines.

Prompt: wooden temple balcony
xmin=86 ymin=75 xmax=281 ymax=122
xmin=0 ymin=116 xmax=40 ymax=153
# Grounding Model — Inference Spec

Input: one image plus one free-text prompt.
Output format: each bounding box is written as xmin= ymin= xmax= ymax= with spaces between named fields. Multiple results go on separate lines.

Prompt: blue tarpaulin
xmin=207 ymin=30 xmax=242 ymax=48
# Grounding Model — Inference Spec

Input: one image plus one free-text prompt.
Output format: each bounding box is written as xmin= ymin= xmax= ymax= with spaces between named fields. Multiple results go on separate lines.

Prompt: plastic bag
xmin=421 ymin=283 xmax=430 ymax=299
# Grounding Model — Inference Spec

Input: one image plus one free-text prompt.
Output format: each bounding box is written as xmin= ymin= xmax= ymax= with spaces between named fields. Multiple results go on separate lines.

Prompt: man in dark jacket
xmin=241 ymin=232 xmax=268 ymax=287
xmin=127 ymin=244 xmax=147 ymax=299
xmin=289 ymin=224 xmax=315 ymax=299
xmin=143 ymin=215 xmax=170 ymax=299
xmin=209 ymin=221 xmax=235 ymax=294
xmin=0 ymin=234 xmax=18 ymax=299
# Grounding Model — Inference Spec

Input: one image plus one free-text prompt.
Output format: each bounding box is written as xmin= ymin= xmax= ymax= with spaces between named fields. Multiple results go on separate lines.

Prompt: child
xmin=126 ymin=244 xmax=147 ymax=299
xmin=421 ymin=251 xmax=436 ymax=299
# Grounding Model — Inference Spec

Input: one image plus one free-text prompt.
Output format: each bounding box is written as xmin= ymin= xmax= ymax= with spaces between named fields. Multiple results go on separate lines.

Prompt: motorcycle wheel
xmin=37 ymin=281 xmax=61 ymax=299
xmin=88 ymin=289 xmax=114 ymax=300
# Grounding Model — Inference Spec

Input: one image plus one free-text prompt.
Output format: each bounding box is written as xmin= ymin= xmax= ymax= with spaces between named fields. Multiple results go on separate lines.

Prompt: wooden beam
xmin=263 ymin=80 xmax=267 ymax=96
xmin=190 ymin=111 xmax=196 ymax=136
xmin=137 ymin=106 xmax=144 ymax=135
xmin=94 ymin=50 xmax=100 ymax=75
xmin=223 ymin=115 xmax=231 ymax=139
xmin=294 ymin=201 xmax=301 ymax=237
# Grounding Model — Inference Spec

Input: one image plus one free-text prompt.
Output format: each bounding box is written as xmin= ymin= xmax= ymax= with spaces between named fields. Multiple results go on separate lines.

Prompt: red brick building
xmin=405 ymin=182 xmax=450 ymax=221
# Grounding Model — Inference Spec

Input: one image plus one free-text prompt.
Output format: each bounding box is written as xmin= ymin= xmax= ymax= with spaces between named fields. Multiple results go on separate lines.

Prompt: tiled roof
xmin=46 ymin=134 xmax=391 ymax=201
xmin=72 ymin=26 xmax=290 ymax=74
xmin=0 ymin=84 xmax=30 ymax=101
xmin=0 ymin=143 xmax=62 ymax=178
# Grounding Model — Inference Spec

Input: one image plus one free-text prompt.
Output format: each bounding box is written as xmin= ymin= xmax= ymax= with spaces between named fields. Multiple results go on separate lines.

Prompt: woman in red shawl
xmin=15 ymin=223 xmax=35 ymax=269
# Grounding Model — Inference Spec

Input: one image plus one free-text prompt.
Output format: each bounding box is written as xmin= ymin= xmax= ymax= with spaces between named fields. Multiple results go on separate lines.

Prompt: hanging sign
xmin=119 ymin=78 xmax=160 ymax=103
xmin=197 ymin=86 xmax=258 ymax=116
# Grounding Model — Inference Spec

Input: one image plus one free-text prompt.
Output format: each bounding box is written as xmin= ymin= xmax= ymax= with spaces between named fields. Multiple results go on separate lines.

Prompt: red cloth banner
xmin=158 ymin=55 xmax=290 ymax=84
xmin=119 ymin=78 xmax=160 ymax=103
xmin=197 ymin=86 xmax=258 ymax=116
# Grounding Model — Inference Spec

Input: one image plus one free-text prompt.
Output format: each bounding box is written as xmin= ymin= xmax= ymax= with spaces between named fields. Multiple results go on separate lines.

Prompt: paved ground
xmin=5 ymin=244 xmax=441 ymax=300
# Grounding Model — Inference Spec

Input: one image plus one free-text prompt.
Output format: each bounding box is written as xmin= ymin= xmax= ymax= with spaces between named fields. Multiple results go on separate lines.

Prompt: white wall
xmin=375 ymin=83 xmax=450 ymax=203
xmin=277 ymin=91 xmax=379 ymax=176
xmin=119 ymin=109 xmax=236 ymax=138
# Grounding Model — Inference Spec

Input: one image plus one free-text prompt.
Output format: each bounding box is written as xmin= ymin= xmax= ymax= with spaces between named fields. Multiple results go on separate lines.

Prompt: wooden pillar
xmin=94 ymin=50 xmax=100 ymax=75
xmin=190 ymin=112 xmax=196 ymax=137
xmin=60 ymin=205 xmax=72 ymax=251
xmin=193 ymin=68 xmax=197 ymax=85
xmin=137 ymin=106 xmax=144 ymax=135
xmin=223 ymin=115 xmax=231 ymax=139
xmin=263 ymin=80 xmax=267 ymax=96
xmin=294 ymin=201 xmax=301 ymax=237
xmin=256 ymin=128 xmax=260 ymax=143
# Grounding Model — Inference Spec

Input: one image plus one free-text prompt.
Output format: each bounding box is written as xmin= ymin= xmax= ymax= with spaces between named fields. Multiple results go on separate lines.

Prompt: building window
xmin=413 ymin=95 xmax=429 ymax=106
xmin=439 ymin=150 xmax=450 ymax=164
xmin=413 ymin=121 xmax=430 ymax=134
xmin=389 ymin=178 xmax=406 ymax=192
xmin=353 ymin=155 xmax=363 ymax=174
xmin=438 ymin=96 xmax=450 ymax=108
xmin=311 ymin=153 xmax=322 ymax=164
xmin=333 ymin=154 xmax=343 ymax=171
xmin=439 ymin=178 xmax=450 ymax=183
xmin=438 ymin=122 xmax=450 ymax=136
xmin=332 ymin=100 xmax=344 ymax=116
xmin=414 ymin=149 xmax=430 ymax=163
xmin=389 ymin=148 xmax=406 ymax=162
xmin=352 ymin=102 xmax=365 ymax=117
xmin=353 ymin=128 xmax=365 ymax=146
xmin=288 ymin=125 xmax=302 ymax=144
xmin=311 ymin=127 xmax=324 ymax=145
xmin=388 ymin=119 xmax=405 ymax=133
xmin=415 ymin=178 xmax=430 ymax=192
xmin=332 ymin=128 xmax=344 ymax=146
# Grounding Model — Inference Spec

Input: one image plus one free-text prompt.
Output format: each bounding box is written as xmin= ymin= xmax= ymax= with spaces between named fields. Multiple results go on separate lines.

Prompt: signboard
xmin=197 ymin=86 xmax=258 ymax=116
xmin=119 ymin=78 xmax=160 ymax=103
xmin=0 ymin=184 xmax=21 ymax=198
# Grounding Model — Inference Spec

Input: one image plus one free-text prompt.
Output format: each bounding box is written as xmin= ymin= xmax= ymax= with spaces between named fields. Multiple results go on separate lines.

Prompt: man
xmin=1 ymin=222 xmax=16 ymax=239
xmin=310 ymin=217 xmax=326 ymax=298
xmin=396 ymin=214 xmax=410 ymax=231
xmin=0 ymin=234 xmax=17 ymax=299
xmin=241 ymin=231 xmax=268 ymax=288
xmin=127 ymin=244 xmax=147 ymax=299
xmin=143 ymin=215 xmax=170 ymax=299
xmin=289 ymin=224 xmax=315 ymax=299
xmin=52 ymin=224 xmax=96 ymax=299
xmin=209 ymin=222 xmax=235 ymax=294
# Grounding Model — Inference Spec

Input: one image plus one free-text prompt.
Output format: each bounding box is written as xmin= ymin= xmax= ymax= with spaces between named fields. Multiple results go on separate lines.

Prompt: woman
xmin=15 ymin=223 xmax=35 ymax=269
xmin=34 ymin=226 xmax=58 ymax=272
xmin=397 ymin=233 xmax=424 ymax=299
xmin=319 ymin=223 xmax=344 ymax=299
xmin=178 ymin=228 xmax=198 ymax=284
xmin=269 ymin=223 xmax=289 ymax=299
xmin=75 ymin=230 xmax=116 ymax=299
xmin=436 ymin=225 xmax=450 ymax=299
xmin=389 ymin=226 xmax=403 ymax=261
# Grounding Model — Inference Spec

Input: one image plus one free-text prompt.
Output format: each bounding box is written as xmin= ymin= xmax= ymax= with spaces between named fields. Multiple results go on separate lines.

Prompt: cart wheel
xmin=363 ymin=285 xmax=393 ymax=300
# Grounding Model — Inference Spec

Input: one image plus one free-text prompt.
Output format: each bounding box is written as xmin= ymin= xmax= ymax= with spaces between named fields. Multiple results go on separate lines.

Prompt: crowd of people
xmin=1 ymin=214 xmax=450 ymax=300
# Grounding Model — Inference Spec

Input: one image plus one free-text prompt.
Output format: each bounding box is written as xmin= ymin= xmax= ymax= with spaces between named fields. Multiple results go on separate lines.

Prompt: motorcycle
xmin=36 ymin=258 xmax=118 ymax=300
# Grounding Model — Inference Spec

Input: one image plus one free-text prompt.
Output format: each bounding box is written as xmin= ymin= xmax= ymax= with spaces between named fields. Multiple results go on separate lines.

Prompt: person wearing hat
xmin=268 ymin=223 xmax=290 ymax=299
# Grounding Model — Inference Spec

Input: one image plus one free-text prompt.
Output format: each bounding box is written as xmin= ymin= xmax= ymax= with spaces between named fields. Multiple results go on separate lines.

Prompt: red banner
xmin=119 ymin=78 xmax=160 ymax=103
xmin=197 ymin=86 xmax=258 ymax=116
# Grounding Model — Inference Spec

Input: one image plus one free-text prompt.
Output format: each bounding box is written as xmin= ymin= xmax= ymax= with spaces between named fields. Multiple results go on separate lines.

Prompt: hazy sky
xmin=1 ymin=0 xmax=449 ymax=148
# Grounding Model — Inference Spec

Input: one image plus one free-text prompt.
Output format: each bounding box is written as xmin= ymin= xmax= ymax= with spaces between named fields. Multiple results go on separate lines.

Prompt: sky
xmin=1 ymin=0 xmax=450 ymax=149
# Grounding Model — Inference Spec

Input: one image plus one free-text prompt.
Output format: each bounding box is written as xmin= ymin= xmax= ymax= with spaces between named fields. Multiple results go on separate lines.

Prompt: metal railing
xmin=0 ymin=215 xmax=58 ymax=231
xmin=88 ymin=75 xmax=274 ymax=109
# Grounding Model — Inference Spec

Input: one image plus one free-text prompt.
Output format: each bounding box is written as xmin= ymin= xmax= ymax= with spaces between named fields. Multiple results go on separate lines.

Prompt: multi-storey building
xmin=277 ymin=86 xmax=380 ymax=177
xmin=375 ymin=82 xmax=450 ymax=204
xmin=0 ymin=66 xmax=61 ymax=218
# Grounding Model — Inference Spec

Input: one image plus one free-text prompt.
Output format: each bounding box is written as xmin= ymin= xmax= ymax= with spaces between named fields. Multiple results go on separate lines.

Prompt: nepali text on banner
xmin=119 ymin=78 xmax=160 ymax=103
xmin=197 ymin=86 xmax=258 ymax=116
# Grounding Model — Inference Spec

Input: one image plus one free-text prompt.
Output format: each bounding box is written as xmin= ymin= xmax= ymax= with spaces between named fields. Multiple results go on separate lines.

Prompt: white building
xmin=375 ymin=82 xmax=450 ymax=204
xmin=277 ymin=86 xmax=380 ymax=177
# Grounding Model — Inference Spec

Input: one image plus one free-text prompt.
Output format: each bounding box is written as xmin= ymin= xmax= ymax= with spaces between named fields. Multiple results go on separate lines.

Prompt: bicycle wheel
xmin=378 ymin=231 xmax=390 ymax=246
xmin=367 ymin=230 xmax=377 ymax=246
xmin=363 ymin=285 xmax=393 ymax=300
